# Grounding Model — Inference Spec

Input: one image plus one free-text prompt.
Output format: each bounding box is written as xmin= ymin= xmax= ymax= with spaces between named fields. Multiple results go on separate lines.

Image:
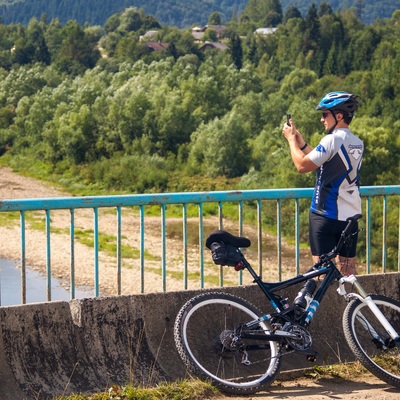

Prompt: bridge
xmin=0 ymin=185 xmax=399 ymax=399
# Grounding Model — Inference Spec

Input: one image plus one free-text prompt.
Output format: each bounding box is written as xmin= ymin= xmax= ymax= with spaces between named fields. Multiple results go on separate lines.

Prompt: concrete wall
xmin=1 ymin=273 xmax=399 ymax=400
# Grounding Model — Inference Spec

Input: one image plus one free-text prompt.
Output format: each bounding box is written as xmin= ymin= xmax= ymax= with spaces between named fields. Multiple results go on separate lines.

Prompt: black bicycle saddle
xmin=206 ymin=230 xmax=251 ymax=249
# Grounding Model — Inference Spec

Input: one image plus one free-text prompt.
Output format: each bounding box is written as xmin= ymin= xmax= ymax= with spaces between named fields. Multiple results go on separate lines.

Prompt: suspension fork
xmin=338 ymin=275 xmax=400 ymax=342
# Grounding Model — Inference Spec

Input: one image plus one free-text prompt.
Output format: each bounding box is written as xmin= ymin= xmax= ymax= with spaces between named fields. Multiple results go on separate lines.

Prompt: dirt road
xmin=218 ymin=371 xmax=400 ymax=400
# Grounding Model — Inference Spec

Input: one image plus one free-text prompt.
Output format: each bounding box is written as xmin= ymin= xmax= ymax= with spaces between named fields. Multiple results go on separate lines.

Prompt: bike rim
xmin=182 ymin=297 xmax=279 ymax=388
xmin=351 ymin=299 xmax=400 ymax=380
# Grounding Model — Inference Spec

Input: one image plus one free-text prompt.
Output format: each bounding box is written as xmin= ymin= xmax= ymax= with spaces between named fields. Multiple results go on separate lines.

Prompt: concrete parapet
xmin=1 ymin=273 xmax=399 ymax=399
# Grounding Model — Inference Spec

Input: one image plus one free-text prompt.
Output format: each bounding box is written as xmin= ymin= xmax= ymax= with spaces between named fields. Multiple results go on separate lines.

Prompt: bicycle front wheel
xmin=174 ymin=292 xmax=281 ymax=394
xmin=343 ymin=294 xmax=400 ymax=387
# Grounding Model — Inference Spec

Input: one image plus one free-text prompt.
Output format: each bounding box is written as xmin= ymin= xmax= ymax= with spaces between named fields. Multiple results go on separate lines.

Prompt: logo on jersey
xmin=315 ymin=144 xmax=326 ymax=153
xmin=348 ymin=144 xmax=363 ymax=160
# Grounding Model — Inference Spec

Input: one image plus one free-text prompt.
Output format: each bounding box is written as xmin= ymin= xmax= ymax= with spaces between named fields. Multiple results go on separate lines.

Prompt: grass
xmin=51 ymin=362 xmax=374 ymax=400
xmin=52 ymin=378 xmax=219 ymax=400
xmin=301 ymin=360 xmax=368 ymax=380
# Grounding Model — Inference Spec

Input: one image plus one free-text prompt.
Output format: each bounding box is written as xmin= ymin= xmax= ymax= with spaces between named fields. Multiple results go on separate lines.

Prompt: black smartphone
xmin=286 ymin=113 xmax=291 ymax=126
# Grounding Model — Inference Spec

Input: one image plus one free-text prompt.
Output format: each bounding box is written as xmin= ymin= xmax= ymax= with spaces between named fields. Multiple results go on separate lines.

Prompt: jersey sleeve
xmin=308 ymin=135 xmax=341 ymax=167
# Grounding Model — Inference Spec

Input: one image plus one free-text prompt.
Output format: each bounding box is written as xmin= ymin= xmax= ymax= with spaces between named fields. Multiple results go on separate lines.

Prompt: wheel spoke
xmin=174 ymin=292 xmax=281 ymax=394
xmin=343 ymin=295 xmax=400 ymax=387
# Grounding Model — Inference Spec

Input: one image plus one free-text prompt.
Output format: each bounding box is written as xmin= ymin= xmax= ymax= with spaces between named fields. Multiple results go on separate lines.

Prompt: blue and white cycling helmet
xmin=316 ymin=91 xmax=359 ymax=117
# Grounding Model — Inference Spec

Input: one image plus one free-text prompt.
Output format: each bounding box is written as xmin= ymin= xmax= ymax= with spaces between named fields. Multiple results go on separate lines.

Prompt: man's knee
xmin=337 ymin=256 xmax=358 ymax=276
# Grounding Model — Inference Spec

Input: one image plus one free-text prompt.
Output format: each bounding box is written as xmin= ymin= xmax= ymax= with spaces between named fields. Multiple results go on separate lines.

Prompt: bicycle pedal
xmin=294 ymin=347 xmax=318 ymax=359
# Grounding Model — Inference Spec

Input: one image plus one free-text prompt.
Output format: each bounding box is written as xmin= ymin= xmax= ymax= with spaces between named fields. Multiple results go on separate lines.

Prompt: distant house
xmin=205 ymin=25 xmax=227 ymax=39
xmin=191 ymin=24 xmax=227 ymax=42
xmin=144 ymin=41 xmax=169 ymax=52
xmin=199 ymin=41 xmax=228 ymax=52
xmin=139 ymin=30 xmax=159 ymax=41
xmin=254 ymin=27 xmax=278 ymax=35
xmin=191 ymin=26 xmax=204 ymax=41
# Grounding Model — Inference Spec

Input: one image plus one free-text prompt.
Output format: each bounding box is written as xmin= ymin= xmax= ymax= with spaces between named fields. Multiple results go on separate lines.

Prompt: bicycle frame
xmin=206 ymin=214 xmax=400 ymax=344
xmin=238 ymin=255 xmax=400 ymax=344
xmin=239 ymin=255 xmax=342 ymax=327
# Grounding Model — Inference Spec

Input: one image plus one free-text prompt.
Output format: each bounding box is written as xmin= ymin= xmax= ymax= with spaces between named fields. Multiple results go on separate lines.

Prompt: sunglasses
xmin=321 ymin=112 xmax=330 ymax=119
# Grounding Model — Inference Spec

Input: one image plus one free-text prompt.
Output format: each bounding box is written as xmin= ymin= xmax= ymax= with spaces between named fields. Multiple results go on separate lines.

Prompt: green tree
xmin=318 ymin=2 xmax=333 ymax=17
xmin=53 ymin=20 xmax=101 ymax=75
xmin=242 ymin=0 xmax=282 ymax=26
xmin=114 ymin=32 xmax=151 ymax=64
xmin=283 ymin=5 xmax=302 ymax=23
xmin=26 ymin=17 xmax=51 ymax=64
xmin=229 ymin=33 xmax=243 ymax=69
xmin=208 ymin=11 xmax=222 ymax=25
xmin=347 ymin=27 xmax=381 ymax=71
xmin=189 ymin=109 xmax=250 ymax=178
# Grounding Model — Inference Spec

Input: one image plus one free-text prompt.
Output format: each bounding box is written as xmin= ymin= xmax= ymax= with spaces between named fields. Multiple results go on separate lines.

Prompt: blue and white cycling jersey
xmin=308 ymin=128 xmax=364 ymax=221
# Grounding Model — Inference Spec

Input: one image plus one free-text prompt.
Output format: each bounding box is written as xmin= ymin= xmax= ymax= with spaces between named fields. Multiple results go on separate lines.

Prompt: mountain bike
xmin=174 ymin=214 xmax=400 ymax=394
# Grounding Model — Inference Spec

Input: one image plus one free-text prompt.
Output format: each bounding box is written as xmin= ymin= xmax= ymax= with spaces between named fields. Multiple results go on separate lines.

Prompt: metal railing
xmin=0 ymin=185 xmax=399 ymax=304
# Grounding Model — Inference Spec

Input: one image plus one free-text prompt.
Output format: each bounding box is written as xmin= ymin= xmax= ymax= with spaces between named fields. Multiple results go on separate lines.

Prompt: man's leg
xmin=336 ymin=255 xmax=358 ymax=276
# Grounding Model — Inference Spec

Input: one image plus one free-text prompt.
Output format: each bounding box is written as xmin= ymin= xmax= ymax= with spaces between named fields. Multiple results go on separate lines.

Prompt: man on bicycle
xmin=282 ymin=92 xmax=363 ymax=275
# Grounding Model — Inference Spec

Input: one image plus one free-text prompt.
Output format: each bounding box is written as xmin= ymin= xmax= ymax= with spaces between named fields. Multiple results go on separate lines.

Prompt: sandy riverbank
xmin=0 ymin=167 xmax=309 ymax=297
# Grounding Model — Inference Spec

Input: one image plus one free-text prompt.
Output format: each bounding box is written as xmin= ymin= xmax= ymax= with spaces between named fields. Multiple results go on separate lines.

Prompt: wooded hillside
xmin=0 ymin=2 xmax=399 ymax=268
xmin=1 ymin=0 xmax=399 ymax=27
xmin=1 ymin=0 xmax=247 ymax=27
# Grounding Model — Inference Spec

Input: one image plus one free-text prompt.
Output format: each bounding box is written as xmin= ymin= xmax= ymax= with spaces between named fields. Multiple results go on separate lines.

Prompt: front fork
xmin=337 ymin=275 xmax=400 ymax=343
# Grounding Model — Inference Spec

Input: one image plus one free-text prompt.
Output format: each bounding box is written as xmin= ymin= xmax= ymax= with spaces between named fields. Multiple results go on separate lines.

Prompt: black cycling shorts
xmin=309 ymin=212 xmax=358 ymax=257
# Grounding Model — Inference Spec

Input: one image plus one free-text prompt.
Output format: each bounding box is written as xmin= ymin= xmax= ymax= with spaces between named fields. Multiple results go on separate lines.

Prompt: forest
xmin=1 ymin=0 xmax=399 ymax=27
xmin=0 ymin=1 xmax=399 ymax=268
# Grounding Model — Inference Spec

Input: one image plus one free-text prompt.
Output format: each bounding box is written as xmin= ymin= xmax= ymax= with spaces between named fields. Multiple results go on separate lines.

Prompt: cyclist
xmin=282 ymin=92 xmax=363 ymax=275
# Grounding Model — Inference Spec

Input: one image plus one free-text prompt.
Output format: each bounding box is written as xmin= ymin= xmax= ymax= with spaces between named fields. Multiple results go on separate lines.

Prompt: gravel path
xmin=219 ymin=373 xmax=400 ymax=399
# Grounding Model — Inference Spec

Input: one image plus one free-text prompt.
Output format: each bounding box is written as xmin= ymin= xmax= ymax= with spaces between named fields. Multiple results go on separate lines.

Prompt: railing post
xmin=140 ymin=205 xmax=145 ymax=293
xmin=161 ymin=204 xmax=167 ymax=292
xmin=366 ymin=197 xmax=371 ymax=274
xmin=238 ymin=201 xmax=243 ymax=285
xmin=257 ymin=199 xmax=262 ymax=278
xmin=20 ymin=211 xmax=26 ymax=305
xmin=116 ymin=206 xmax=122 ymax=295
xmin=295 ymin=199 xmax=301 ymax=275
xmin=182 ymin=203 xmax=188 ymax=290
xmin=199 ymin=202 xmax=204 ymax=288
xmin=93 ymin=207 xmax=99 ymax=297
xmin=45 ymin=209 xmax=51 ymax=301
xmin=218 ymin=201 xmax=223 ymax=286
xmin=277 ymin=199 xmax=282 ymax=282
xmin=70 ymin=208 xmax=75 ymax=300
xmin=382 ymin=196 xmax=388 ymax=273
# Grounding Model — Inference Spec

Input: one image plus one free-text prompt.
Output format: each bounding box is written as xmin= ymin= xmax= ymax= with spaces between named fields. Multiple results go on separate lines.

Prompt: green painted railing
xmin=0 ymin=185 xmax=399 ymax=304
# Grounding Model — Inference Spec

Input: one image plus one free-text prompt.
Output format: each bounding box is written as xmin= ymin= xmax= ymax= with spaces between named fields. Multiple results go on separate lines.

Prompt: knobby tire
xmin=343 ymin=294 xmax=400 ymax=387
xmin=173 ymin=292 xmax=281 ymax=394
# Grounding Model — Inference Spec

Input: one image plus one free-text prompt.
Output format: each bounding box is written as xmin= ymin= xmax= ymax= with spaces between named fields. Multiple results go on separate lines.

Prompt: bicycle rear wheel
xmin=174 ymin=292 xmax=281 ymax=394
xmin=343 ymin=294 xmax=400 ymax=387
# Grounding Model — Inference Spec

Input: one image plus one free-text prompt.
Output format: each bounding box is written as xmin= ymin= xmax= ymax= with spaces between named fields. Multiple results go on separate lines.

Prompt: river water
xmin=0 ymin=258 xmax=92 ymax=306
